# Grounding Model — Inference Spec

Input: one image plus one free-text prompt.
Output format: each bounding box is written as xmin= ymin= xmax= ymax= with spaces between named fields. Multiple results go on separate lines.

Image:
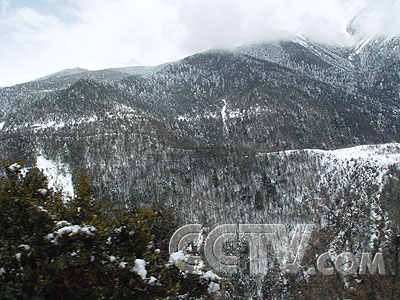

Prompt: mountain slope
xmin=0 ymin=35 xmax=399 ymax=213
xmin=1 ymin=34 xmax=400 ymax=298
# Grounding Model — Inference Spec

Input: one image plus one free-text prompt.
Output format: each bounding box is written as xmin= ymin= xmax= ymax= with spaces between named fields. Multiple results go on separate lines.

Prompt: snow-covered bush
xmin=0 ymin=160 xmax=218 ymax=299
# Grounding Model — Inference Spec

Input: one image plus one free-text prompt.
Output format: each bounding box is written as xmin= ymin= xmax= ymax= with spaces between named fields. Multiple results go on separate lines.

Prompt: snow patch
xmin=56 ymin=221 xmax=71 ymax=227
xmin=294 ymin=36 xmax=309 ymax=49
xmin=36 ymin=206 xmax=49 ymax=214
xmin=200 ymin=270 xmax=221 ymax=281
xmin=169 ymin=250 xmax=189 ymax=265
xmin=177 ymin=115 xmax=189 ymax=121
xmin=36 ymin=155 xmax=74 ymax=198
xmin=349 ymin=35 xmax=374 ymax=60
xmin=355 ymin=36 xmax=373 ymax=55
xmin=207 ymin=282 xmax=220 ymax=294
xmin=8 ymin=163 xmax=21 ymax=171
xmin=308 ymin=143 xmax=400 ymax=167
xmin=132 ymin=259 xmax=147 ymax=280
xmin=45 ymin=224 xmax=96 ymax=244
xmin=19 ymin=244 xmax=31 ymax=251
xmin=221 ymin=99 xmax=229 ymax=135
xmin=38 ymin=188 xmax=48 ymax=196
xmin=148 ymin=276 xmax=157 ymax=285
xmin=31 ymin=121 xmax=65 ymax=131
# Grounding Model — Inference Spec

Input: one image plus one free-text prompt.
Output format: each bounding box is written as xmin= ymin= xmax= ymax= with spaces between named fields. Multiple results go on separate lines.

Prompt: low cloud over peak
xmin=0 ymin=0 xmax=399 ymax=86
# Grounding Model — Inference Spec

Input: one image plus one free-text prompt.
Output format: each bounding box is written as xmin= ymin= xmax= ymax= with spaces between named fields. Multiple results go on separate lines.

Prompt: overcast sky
xmin=0 ymin=0 xmax=399 ymax=87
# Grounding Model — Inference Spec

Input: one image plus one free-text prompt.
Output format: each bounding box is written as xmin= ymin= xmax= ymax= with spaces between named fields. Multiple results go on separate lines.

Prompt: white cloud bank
xmin=0 ymin=0 xmax=399 ymax=86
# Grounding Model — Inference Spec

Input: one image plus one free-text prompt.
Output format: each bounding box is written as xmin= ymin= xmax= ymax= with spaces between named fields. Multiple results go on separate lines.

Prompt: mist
xmin=0 ymin=0 xmax=399 ymax=86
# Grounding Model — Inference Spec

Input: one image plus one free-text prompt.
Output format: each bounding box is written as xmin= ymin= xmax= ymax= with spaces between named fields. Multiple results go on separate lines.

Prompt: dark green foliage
xmin=0 ymin=161 xmax=216 ymax=300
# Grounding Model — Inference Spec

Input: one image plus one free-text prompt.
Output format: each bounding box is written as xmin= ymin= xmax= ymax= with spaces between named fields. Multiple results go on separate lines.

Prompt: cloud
xmin=173 ymin=0 xmax=366 ymax=49
xmin=1 ymin=0 xmax=9 ymax=16
xmin=0 ymin=0 xmax=187 ymax=86
xmin=0 ymin=0 xmax=399 ymax=86
xmin=349 ymin=0 xmax=400 ymax=38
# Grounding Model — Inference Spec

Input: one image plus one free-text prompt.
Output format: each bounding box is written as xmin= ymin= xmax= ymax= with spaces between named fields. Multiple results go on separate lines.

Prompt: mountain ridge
xmin=1 ymin=34 xmax=400 ymax=298
xmin=0 ymin=33 xmax=399 ymax=209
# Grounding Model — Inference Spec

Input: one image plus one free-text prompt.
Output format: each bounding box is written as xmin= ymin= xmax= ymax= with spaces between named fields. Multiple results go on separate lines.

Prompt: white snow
xmin=221 ymin=99 xmax=229 ymax=135
xmin=207 ymin=282 xmax=220 ymax=294
xmin=130 ymin=259 xmax=157 ymax=284
xmin=0 ymin=268 xmax=5 ymax=275
xmin=200 ymin=270 xmax=221 ymax=281
xmin=177 ymin=115 xmax=189 ymax=121
xmin=46 ymin=224 xmax=96 ymax=244
xmin=19 ymin=244 xmax=31 ymax=251
xmin=56 ymin=221 xmax=72 ymax=227
xmin=263 ymin=142 xmax=400 ymax=210
xmin=38 ymin=188 xmax=48 ymax=196
xmin=0 ymin=122 xmax=4 ymax=130
xmin=193 ymin=229 xmax=205 ymax=248
xmin=294 ymin=36 xmax=309 ymax=49
xmin=114 ymin=104 xmax=137 ymax=115
xmin=132 ymin=259 xmax=147 ymax=280
xmin=36 ymin=206 xmax=49 ymax=214
xmin=147 ymin=276 xmax=157 ymax=285
xmin=31 ymin=121 xmax=65 ymax=131
xmin=308 ymin=143 xmax=400 ymax=166
xmin=277 ymin=143 xmax=400 ymax=169
xmin=369 ymin=231 xmax=380 ymax=248
xmin=348 ymin=35 xmax=374 ymax=60
xmin=36 ymin=155 xmax=74 ymax=199
xmin=354 ymin=36 xmax=373 ymax=55
xmin=8 ymin=163 xmax=21 ymax=171
xmin=169 ymin=250 xmax=189 ymax=265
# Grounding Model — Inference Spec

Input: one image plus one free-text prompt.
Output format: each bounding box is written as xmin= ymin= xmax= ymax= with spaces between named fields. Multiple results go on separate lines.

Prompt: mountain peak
xmin=37 ymin=67 xmax=89 ymax=81
xmin=114 ymin=58 xmax=144 ymax=68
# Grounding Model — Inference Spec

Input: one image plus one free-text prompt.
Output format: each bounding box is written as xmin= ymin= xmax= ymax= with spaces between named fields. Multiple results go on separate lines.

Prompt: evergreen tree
xmin=0 ymin=160 xmax=219 ymax=299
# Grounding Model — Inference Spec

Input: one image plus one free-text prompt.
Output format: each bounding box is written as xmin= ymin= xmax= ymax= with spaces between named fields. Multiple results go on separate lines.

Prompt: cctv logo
xmin=169 ymin=224 xmax=315 ymax=276
xmin=169 ymin=224 xmax=386 ymax=276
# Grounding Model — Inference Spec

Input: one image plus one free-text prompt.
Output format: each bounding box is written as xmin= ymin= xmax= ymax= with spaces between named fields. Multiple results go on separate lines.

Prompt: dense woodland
xmin=0 ymin=34 xmax=399 ymax=299
xmin=0 ymin=161 xmax=221 ymax=299
xmin=1 ymin=159 xmax=399 ymax=299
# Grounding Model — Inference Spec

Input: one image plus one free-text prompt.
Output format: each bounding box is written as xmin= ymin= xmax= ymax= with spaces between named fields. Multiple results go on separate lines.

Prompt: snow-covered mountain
xmin=1 ymin=29 xmax=399 ymax=297
xmin=0 ymin=31 xmax=399 ymax=207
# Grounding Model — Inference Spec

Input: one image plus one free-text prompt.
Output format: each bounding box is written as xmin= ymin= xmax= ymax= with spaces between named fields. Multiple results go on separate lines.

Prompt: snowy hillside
xmin=0 ymin=35 xmax=399 ymax=300
xmin=29 ymin=142 xmax=400 ymax=228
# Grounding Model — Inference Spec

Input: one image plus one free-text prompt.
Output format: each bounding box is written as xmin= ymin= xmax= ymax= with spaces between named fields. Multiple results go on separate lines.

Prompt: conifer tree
xmin=0 ymin=160 xmax=219 ymax=299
